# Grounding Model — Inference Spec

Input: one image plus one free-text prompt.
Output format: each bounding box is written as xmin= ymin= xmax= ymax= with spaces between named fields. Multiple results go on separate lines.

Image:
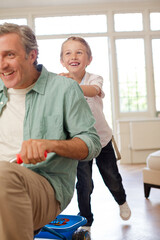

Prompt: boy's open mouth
xmin=70 ymin=62 xmax=80 ymax=66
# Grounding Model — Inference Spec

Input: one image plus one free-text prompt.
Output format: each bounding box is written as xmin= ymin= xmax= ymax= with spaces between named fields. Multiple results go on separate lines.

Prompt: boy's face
xmin=0 ymin=33 xmax=37 ymax=89
xmin=61 ymin=40 xmax=92 ymax=76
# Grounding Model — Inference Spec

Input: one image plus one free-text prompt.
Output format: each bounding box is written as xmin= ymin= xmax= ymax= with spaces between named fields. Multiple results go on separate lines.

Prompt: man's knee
xmin=0 ymin=161 xmax=12 ymax=177
xmin=0 ymin=162 xmax=21 ymax=188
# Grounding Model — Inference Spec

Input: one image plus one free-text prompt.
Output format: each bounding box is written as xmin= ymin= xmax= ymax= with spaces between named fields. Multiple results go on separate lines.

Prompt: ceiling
xmin=0 ymin=0 xmax=157 ymax=9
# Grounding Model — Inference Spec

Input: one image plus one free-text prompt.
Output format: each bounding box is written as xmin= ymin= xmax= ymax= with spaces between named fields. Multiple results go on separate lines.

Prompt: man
xmin=0 ymin=23 xmax=101 ymax=240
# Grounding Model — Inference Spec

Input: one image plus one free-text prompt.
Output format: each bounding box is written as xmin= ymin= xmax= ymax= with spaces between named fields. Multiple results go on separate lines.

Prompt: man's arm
xmin=20 ymin=78 xmax=101 ymax=165
xmin=19 ymin=137 xmax=88 ymax=165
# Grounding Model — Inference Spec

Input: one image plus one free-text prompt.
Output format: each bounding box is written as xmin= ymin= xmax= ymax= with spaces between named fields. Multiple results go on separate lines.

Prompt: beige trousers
xmin=0 ymin=161 xmax=60 ymax=240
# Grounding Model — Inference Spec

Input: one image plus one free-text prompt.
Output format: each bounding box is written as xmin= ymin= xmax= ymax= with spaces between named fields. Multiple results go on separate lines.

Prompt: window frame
xmin=0 ymin=2 xmax=160 ymax=133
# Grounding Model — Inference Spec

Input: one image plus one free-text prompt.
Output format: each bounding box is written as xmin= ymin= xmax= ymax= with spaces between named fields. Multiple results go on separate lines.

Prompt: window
xmin=35 ymin=10 xmax=160 ymax=121
xmin=35 ymin=15 xmax=107 ymax=35
xmin=114 ymin=13 xmax=143 ymax=32
xmin=0 ymin=4 xmax=159 ymax=125
xmin=116 ymin=39 xmax=147 ymax=112
xmin=152 ymin=39 xmax=160 ymax=112
xmin=0 ymin=18 xmax=27 ymax=25
xmin=150 ymin=12 xmax=160 ymax=31
xmin=38 ymin=38 xmax=64 ymax=73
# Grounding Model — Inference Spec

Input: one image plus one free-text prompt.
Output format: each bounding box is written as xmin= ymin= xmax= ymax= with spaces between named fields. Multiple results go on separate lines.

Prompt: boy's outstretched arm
xmin=59 ymin=72 xmax=101 ymax=97
xmin=80 ymin=85 xmax=101 ymax=97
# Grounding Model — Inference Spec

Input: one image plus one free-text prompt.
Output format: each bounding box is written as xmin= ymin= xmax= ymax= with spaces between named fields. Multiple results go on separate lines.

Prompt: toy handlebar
xmin=16 ymin=151 xmax=48 ymax=164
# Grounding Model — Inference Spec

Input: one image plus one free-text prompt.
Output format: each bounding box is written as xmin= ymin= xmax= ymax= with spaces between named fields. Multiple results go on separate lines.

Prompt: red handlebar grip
xmin=16 ymin=151 xmax=48 ymax=164
xmin=44 ymin=150 xmax=47 ymax=158
xmin=16 ymin=154 xmax=23 ymax=164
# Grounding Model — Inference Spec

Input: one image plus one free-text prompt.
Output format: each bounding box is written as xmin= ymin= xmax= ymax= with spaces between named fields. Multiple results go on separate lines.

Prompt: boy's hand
xmin=59 ymin=72 xmax=74 ymax=79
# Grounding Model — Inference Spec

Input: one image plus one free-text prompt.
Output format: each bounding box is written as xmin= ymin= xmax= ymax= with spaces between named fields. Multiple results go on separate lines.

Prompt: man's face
xmin=0 ymin=33 xmax=36 ymax=89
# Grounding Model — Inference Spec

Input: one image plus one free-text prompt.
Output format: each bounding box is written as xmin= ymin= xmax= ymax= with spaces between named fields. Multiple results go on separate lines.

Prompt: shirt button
xmin=0 ymin=101 xmax=3 ymax=105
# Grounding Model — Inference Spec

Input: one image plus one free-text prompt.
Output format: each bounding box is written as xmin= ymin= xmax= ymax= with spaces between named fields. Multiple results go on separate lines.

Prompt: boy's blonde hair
xmin=60 ymin=36 xmax=92 ymax=60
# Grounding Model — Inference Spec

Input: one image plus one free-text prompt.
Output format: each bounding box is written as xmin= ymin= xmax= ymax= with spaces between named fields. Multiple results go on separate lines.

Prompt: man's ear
xmin=29 ymin=50 xmax=37 ymax=64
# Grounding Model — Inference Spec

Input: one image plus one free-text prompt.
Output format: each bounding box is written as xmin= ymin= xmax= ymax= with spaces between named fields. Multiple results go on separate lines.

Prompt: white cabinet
xmin=117 ymin=119 xmax=160 ymax=164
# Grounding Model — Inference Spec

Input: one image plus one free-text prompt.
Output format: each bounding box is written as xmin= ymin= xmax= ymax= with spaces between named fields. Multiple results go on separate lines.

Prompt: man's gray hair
xmin=0 ymin=22 xmax=39 ymax=66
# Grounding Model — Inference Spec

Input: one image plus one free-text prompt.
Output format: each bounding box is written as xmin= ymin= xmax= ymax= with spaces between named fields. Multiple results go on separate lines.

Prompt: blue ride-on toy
xmin=34 ymin=214 xmax=91 ymax=240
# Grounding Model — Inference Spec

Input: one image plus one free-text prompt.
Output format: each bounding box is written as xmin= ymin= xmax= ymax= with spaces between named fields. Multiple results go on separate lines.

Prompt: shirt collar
xmin=31 ymin=64 xmax=49 ymax=95
xmin=79 ymin=72 xmax=87 ymax=86
xmin=0 ymin=80 xmax=8 ymax=97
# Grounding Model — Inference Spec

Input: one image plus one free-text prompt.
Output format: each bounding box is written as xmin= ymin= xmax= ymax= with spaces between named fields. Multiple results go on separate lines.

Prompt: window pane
xmin=114 ymin=13 xmax=143 ymax=31
xmin=38 ymin=37 xmax=112 ymax=127
xmin=86 ymin=37 xmax=112 ymax=127
xmin=0 ymin=18 xmax=27 ymax=25
xmin=152 ymin=39 xmax=160 ymax=112
xmin=38 ymin=39 xmax=64 ymax=73
xmin=150 ymin=12 xmax=160 ymax=30
xmin=116 ymin=39 xmax=147 ymax=112
xmin=35 ymin=15 xmax=107 ymax=35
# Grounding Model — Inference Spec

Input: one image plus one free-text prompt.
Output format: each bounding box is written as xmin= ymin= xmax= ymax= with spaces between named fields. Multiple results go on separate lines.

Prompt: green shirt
xmin=0 ymin=65 xmax=101 ymax=211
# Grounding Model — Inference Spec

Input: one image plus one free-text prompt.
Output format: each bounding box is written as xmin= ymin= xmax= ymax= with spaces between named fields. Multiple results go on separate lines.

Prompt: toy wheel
xmin=72 ymin=228 xmax=91 ymax=240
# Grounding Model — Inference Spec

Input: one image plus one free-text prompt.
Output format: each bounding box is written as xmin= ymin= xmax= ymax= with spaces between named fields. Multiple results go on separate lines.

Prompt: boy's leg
xmin=96 ymin=141 xmax=131 ymax=220
xmin=0 ymin=161 xmax=60 ymax=240
xmin=96 ymin=141 xmax=126 ymax=205
xmin=76 ymin=160 xmax=94 ymax=226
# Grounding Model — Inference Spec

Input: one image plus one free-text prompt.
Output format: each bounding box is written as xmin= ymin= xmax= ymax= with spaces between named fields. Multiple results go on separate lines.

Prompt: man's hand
xmin=19 ymin=139 xmax=50 ymax=164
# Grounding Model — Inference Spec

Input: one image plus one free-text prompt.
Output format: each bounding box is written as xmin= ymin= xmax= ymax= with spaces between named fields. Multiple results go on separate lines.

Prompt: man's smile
xmin=3 ymin=71 xmax=14 ymax=76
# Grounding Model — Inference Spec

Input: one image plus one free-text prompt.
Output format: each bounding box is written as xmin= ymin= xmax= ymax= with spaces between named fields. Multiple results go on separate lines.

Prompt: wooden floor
xmin=36 ymin=163 xmax=160 ymax=240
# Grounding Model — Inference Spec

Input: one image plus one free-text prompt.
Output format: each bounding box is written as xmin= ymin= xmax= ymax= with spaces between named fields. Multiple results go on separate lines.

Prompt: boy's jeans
xmin=76 ymin=140 xmax=126 ymax=226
